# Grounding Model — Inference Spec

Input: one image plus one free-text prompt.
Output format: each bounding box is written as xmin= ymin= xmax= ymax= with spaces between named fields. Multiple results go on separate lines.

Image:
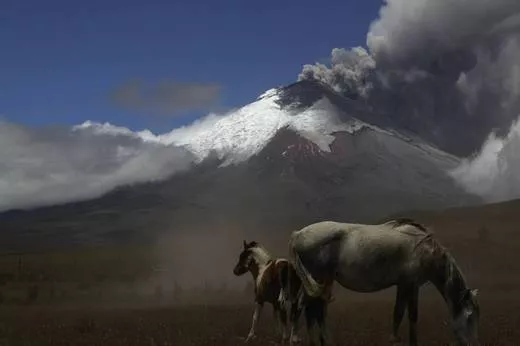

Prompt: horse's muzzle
xmin=233 ymin=266 xmax=247 ymax=276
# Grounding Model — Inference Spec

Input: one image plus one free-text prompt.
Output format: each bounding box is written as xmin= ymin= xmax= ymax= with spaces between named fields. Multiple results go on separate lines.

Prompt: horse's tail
xmin=275 ymin=259 xmax=290 ymax=310
xmin=289 ymin=231 xmax=325 ymax=298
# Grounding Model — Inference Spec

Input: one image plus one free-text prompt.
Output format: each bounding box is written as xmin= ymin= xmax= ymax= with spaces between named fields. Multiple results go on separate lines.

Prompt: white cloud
xmin=450 ymin=118 xmax=520 ymax=201
xmin=0 ymin=121 xmax=194 ymax=211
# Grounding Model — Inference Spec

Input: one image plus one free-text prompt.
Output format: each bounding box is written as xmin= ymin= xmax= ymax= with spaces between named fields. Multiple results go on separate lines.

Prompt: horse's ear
xmin=243 ymin=240 xmax=247 ymax=249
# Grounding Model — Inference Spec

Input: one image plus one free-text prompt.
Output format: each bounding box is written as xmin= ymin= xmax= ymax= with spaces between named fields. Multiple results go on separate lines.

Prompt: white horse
xmin=233 ymin=240 xmax=303 ymax=344
xmin=289 ymin=219 xmax=480 ymax=346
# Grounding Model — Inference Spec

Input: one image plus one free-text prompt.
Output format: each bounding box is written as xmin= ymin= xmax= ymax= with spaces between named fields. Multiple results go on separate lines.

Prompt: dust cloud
xmin=148 ymin=222 xmax=292 ymax=301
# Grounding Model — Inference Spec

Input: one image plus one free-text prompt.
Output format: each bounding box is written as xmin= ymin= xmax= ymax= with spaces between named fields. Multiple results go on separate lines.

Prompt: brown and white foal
xmin=233 ymin=240 xmax=303 ymax=344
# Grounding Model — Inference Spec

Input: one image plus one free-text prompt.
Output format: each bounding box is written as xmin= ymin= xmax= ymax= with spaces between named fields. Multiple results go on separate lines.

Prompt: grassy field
xmin=0 ymin=294 xmax=518 ymax=345
xmin=0 ymin=199 xmax=520 ymax=345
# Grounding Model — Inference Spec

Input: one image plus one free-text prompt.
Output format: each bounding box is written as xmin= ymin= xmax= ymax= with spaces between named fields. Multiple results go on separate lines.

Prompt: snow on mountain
xmin=163 ymin=94 xmax=369 ymax=165
xmin=78 ymin=85 xmax=451 ymax=168
xmin=78 ymin=88 xmax=366 ymax=165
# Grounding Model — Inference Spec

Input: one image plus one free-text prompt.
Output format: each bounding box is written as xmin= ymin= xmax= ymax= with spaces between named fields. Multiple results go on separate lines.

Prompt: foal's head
xmin=233 ymin=240 xmax=271 ymax=276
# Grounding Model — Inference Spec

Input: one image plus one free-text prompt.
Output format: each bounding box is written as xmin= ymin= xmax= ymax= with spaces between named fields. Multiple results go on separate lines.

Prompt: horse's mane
xmin=383 ymin=220 xmax=467 ymax=292
xmin=246 ymin=241 xmax=259 ymax=249
xmin=384 ymin=218 xmax=430 ymax=233
xmin=246 ymin=241 xmax=273 ymax=263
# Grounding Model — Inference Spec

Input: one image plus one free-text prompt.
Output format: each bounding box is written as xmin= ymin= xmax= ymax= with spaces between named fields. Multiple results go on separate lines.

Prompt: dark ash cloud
xmin=367 ymin=0 xmax=520 ymax=71
xmin=109 ymin=79 xmax=222 ymax=116
xmin=299 ymin=0 xmax=520 ymax=158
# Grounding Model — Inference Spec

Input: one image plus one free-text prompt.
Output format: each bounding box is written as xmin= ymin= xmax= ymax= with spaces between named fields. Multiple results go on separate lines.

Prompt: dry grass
xmin=0 ymin=294 xmax=517 ymax=345
xmin=1 ymin=200 xmax=520 ymax=345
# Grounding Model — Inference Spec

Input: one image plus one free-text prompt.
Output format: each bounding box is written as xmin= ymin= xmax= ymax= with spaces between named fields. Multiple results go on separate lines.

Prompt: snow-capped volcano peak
xmin=77 ymin=81 xmax=462 ymax=171
xmin=257 ymin=88 xmax=279 ymax=100
xmin=160 ymin=87 xmax=373 ymax=165
xmin=78 ymin=86 xmax=371 ymax=166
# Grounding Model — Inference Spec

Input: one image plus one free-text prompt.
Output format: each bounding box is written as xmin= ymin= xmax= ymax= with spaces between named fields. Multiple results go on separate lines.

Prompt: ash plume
xmin=299 ymin=0 xmax=520 ymax=158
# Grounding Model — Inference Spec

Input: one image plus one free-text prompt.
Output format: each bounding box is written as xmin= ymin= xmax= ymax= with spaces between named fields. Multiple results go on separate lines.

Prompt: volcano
xmin=0 ymin=80 xmax=481 ymax=250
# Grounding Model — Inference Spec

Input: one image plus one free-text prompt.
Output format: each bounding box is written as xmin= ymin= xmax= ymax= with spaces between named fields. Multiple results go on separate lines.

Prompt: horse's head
xmin=233 ymin=240 xmax=259 ymax=276
xmin=452 ymin=288 xmax=480 ymax=345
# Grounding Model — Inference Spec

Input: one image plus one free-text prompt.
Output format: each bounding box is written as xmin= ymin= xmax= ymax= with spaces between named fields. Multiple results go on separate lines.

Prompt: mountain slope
xmin=0 ymin=83 xmax=481 ymax=250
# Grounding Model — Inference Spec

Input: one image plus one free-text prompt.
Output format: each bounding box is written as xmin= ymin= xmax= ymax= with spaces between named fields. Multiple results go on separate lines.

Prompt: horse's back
xmin=335 ymin=222 xmax=434 ymax=291
xmin=293 ymin=220 xmax=433 ymax=291
xmin=291 ymin=221 xmax=359 ymax=250
xmin=295 ymin=220 xmax=428 ymax=248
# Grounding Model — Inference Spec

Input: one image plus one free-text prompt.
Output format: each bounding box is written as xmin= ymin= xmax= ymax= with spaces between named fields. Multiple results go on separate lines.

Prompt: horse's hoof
xmin=389 ymin=335 xmax=402 ymax=344
xmin=289 ymin=335 xmax=302 ymax=344
xmin=245 ymin=334 xmax=257 ymax=343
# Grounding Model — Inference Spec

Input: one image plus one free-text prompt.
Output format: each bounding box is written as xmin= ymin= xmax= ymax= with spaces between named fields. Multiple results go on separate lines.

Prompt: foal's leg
xmin=246 ymin=302 xmax=263 ymax=343
xmin=391 ymin=284 xmax=409 ymax=343
xmin=274 ymin=303 xmax=289 ymax=343
xmin=407 ymin=286 xmax=419 ymax=346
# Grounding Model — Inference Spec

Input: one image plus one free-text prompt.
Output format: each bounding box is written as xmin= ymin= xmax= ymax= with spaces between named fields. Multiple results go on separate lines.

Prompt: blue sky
xmin=1 ymin=0 xmax=382 ymax=133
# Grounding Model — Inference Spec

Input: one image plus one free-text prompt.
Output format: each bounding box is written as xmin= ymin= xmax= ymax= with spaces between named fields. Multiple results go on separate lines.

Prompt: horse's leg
xmin=304 ymin=297 xmax=317 ymax=346
xmin=246 ymin=302 xmax=263 ymax=343
xmin=407 ymin=286 xmax=419 ymax=346
xmin=287 ymin=269 xmax=303 ymax=345
xmin=314 ymin=298 xmax=328 ymax=346
xmin=289 ymin=300 xmax=303 ymax=345
xmin=273 ymin=305 xmax=281 ymax=341
xmin=390 ymin=284 xmax=409 ymax=343
xmin=275 ymin=303 xmax=289 ymax=344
